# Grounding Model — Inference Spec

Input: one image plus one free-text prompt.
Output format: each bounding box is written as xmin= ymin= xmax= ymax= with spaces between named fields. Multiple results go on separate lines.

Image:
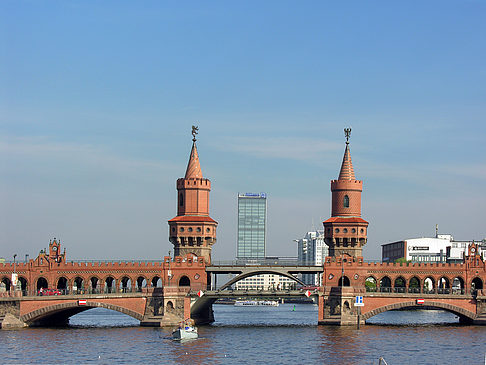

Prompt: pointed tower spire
xmin=184 ymin=125 xmax=202 ymax=178
xmin=338 ymin=144 xmax=356 ymax=180
xmin=185 ymin=141 xmax=203 ymax=178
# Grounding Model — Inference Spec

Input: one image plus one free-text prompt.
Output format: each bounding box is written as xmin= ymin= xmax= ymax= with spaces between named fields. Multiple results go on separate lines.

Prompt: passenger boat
xmin=172 ymin=319 xmax=198 ymax=340
xmin=234 ymin=300 xmax=279 ymax=307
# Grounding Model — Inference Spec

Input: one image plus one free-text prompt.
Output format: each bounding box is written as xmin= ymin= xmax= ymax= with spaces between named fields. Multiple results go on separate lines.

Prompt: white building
xmin=295 ymin=230 xmax=329 ymax=285
xmin=382 ymin=231 xmax=481 ymax=263
xmin=234 ymin=274 xmax=296 ymax=290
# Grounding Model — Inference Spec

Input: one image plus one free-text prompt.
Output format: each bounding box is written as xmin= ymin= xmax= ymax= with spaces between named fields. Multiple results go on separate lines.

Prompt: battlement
xmin=177 ymin=177 xmax=211 ymax=189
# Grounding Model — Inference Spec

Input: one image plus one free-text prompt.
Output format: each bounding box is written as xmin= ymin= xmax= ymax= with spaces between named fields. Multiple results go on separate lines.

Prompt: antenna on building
xmin=435 ymin=224 xmax=438 ymax=238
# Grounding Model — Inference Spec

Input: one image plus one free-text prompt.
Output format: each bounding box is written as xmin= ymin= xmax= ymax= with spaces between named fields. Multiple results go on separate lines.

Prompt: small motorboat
xmin=172 ymin=319 xmax=198 ymax=340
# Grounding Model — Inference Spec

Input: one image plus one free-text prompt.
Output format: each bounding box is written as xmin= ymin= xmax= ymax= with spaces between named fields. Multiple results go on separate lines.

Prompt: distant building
xmin=234 ymin=274 xmax=296 ymax=290
xmin=237 ymin=193 xmax=267 ymax=259
xmin=381 ymin=230 xmax=482 ymax=263
xmin=295 ymin=230 xmax=328 ymax=285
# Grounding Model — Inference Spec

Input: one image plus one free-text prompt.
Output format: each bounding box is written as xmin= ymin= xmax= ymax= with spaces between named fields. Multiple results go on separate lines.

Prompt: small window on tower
xmin=344 ymin=195 xmax=349 ymax=208
xmin=179 ymin=193 xmax=184 ymax=206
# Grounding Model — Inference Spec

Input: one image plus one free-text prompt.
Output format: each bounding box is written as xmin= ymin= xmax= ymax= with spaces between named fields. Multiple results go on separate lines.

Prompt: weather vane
xmin=191 ymin=125 xmax=199 ymax=142
xmin=344 ymin=127 xmax=351 ymax=144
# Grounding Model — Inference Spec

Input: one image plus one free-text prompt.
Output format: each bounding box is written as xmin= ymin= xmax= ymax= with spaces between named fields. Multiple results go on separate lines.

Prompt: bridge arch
xmin=56 ymin=276 xmax=68 ymax=291
xmin=362 ymin=301 xmax=476 ymax=323
xmin=218 ymin=270 xmax=305 ymax=290
xmin=37 ymin=277 xmax=48 ymax=290
xmin=472 ymin=277 xmax=483 ymax=290
xmin=1 ymin=276 xmax=12 ymax=291
xmin=20 ymin=300 xmax=144 ymax=326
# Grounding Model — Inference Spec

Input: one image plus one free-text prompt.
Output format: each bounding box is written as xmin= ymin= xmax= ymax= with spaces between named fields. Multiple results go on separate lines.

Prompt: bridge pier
xmin=318 ymin=287 xmax=364 ymax=326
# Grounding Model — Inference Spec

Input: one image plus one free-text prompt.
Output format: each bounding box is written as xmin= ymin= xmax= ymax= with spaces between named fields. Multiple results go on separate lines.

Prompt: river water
xmin=2 ymin=304 xmax=485 ymax=364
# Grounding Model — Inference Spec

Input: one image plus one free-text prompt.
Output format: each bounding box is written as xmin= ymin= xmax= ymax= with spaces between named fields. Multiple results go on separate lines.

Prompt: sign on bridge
xmin=354 ymin=296 xmax=364 ymax=307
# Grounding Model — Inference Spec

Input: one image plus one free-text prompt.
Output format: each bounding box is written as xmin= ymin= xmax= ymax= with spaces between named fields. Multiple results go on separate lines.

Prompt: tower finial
xmin=192 ymin=125 xmax=199 ymax=142
xmin=344 ymin=127 xmax=351 ymax=145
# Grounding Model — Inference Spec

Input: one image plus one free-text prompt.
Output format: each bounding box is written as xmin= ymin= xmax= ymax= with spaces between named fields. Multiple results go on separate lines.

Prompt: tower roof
xmin=338 ymin=143 xmax=356 ymax=180
xmin=185 ymin=141 xmax=203 ymax=179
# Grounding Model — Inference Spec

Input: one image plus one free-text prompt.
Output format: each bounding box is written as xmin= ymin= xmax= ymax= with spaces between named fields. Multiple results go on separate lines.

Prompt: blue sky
xmin=1 ymin=1 xmax=485 ymax=261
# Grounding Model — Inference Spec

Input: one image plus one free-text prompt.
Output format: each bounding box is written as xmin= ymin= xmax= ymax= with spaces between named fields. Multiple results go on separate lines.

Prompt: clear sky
xmin=1 ymin=1 xmax=485 ymax=261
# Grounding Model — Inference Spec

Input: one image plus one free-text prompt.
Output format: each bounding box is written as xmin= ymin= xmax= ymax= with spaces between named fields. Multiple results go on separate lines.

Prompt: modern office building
xmin=295 ymin=230 xmax=329 ymax=285
xmin=237 ymin=193 xmax=267 ymax=259
xmin=381 ymin=228 xmax=483 ymax=263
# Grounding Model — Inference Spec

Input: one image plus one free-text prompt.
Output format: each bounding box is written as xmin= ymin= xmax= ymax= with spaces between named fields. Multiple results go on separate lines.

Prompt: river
xmin=1 ymin=304 xmax=485 ymax=364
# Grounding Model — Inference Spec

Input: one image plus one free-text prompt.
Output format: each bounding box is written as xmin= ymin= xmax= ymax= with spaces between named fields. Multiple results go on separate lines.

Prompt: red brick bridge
xmin=1 ymin=128 xmax=485 ymax=328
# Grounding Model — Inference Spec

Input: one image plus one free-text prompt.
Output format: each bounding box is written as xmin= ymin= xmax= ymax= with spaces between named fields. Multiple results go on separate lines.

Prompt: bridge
xmin=1 ymin=129 xmax=485 ymax=328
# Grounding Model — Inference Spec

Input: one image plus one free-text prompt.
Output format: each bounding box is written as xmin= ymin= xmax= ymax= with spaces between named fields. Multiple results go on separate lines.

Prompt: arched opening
xmin=379 ymin=276 xmax=392 ymax=292
xmin=151 ymin=276 xmax=162 ymax=288
xmin=19 ymin=276 xmax=28 ymax=294
xmin=37 ymin=277 xmax=48 ymax=292
xmin=179 ymin=193 xmax=184 ymax=206
xmin=452 ymin=277 xmax=465 ymax=294
xmin=90 ymin=277 xmax=99 ymax=294
xmin=104 ymin=277 xmax=115 ymax=293
xmin=73 ymin=277 xmax=84 ymax=294
xmin=166 ymin=301 xmax=174 ymax=314
xmin=1 ymin=277 xmax=11 ymax=292
xmin=408 ymin=277 xmax=421 ymax=293
xmin=338 ymin=276 xmax=350 ymax=287
xmin=365 ymin=276 xmax=377 ymax=292
xmin=179 ymin=276 xmax=191 ymax=287
xmin=471 ymin=277 xmax=483 ymax=292
xmin=136 ymin=276 xmax=147 ymax=292
xmin=394 ymin=277 xmax=406 ymax=293
xmin=343 ymin=195 xmax=350 ymax=208
xmin=57 ymin=277 xmax=68 ymax=293
xmin=423 ymin=277 xmax=435 ymax=294
xmin=120 ymin=277 xmax=132 ymax=293
xmin=438 ymin=277 xmax=450 ymax=294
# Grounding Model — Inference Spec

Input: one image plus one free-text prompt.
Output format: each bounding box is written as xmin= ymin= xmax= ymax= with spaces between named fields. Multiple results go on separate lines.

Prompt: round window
xmin=343 ymin=228 xmax=348 ymax=233
xmin=188 ymin=227 xmax=193 ymax=232
xmin=180 ymin=227 xmax=184 ymax=232
xmin=196 ymin=227 xmax=201 ymax=232
xmin=206 ymin=228 xmax=210 ymax=233
xmin=335 ymin=228 xmax=340 ymax=233
xmin=360 ymin=229 xmax=364 ymax=233
xmin=352 ymin=228 xmax=356 ymax=233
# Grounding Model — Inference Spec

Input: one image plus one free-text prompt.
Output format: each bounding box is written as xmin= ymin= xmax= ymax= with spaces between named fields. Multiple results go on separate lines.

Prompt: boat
xmin=234 ymin=300 xmax=279 ymax=307
xmin=172 ymin=319 xmax=198 ymax=340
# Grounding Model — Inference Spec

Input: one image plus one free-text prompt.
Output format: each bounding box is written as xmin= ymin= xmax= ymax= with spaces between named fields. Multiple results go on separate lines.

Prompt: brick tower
xmin=168 ymin=126 xmax=218 ymax=264
xmin=323 ymin=128 xmax=368 ymax=258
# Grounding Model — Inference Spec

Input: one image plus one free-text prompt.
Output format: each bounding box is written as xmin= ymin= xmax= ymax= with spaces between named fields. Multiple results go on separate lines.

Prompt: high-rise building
xmin=237 ymin=193 xmax=267 ymax=259
xmin=295 ymin=230 xmax=329 ymax=285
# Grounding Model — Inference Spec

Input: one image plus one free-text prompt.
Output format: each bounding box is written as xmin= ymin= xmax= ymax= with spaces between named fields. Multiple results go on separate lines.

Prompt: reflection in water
xmin=0 ymin=305 xmax=484 ymax=364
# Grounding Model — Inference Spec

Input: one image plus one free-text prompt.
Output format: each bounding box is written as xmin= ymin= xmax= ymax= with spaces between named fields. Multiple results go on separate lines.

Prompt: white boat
xmin=234 ymin=300 xmax=279 ymax=307
xmin=172 ymin=320 xmax=198 ymax=340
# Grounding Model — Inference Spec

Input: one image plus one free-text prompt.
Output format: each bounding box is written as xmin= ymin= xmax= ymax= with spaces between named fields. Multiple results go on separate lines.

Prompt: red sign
xmin=305 ymin=290 xmax=312 ymax=298
xmin=78 ymin=299 xmax=87 ymax=305
xmin=416 ymin=299 xmax=425 ymax=305
xmin=197 ymin=290 xmax=204 ymax=297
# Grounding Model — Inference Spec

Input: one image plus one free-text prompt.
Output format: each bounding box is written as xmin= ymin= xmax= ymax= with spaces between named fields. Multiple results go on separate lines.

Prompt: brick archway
xmin=362 ymin=300 xmax=476 ymax=322
xmin=21 ymin=301 xmax=144 ymax=324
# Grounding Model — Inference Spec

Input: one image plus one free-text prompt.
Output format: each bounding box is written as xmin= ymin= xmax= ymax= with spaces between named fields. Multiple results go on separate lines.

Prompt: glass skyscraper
xmin=237 ymin=193 xmax=267 ymax=259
